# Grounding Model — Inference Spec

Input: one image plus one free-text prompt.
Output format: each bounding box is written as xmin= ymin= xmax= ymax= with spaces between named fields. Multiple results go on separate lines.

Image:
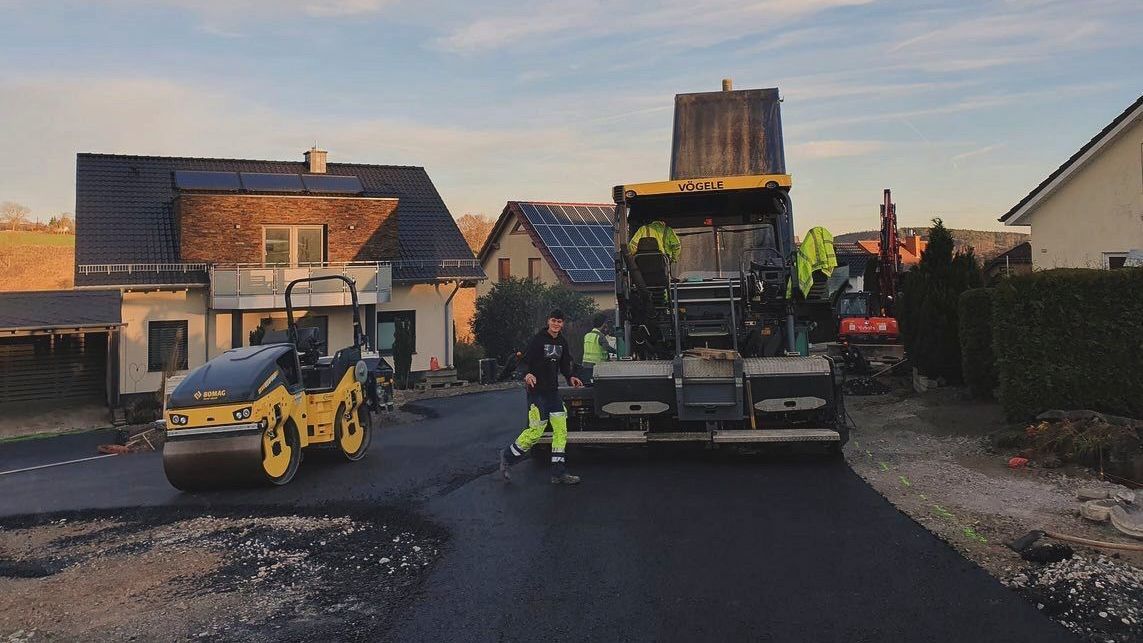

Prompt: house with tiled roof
xmin=476 ymin=201 xmax=617 ymax=311
xmin=74 ymin=148 xmax=483 ymax=403
xmin=1000 ymin=94 xmax=1143 ymax=269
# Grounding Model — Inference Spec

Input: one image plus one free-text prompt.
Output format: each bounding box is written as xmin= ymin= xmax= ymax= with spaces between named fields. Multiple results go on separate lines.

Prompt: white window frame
xmin=262 ymin=225 xmax=325 ymax=266
xmin=1103 ymin=252 xmax=1128 ymax=270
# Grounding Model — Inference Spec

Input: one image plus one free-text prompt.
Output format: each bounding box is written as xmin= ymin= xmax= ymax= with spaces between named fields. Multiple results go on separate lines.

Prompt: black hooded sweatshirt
xmin=521 ymin=327 xmax=575 ymax=392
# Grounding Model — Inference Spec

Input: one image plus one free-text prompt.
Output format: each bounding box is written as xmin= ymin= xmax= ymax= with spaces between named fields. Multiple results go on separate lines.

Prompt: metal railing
xmin=209 ymin=262 xmax=392 ymax=308
xmin=78 ymin=263 xmax=209 ymax=275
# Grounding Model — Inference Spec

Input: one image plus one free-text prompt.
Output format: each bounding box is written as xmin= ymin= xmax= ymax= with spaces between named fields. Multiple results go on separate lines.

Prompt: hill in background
xmin=0 ymin=231 xmax=75 ymax=291
xmin=833 ymin=228 xmax=1028 ymax=262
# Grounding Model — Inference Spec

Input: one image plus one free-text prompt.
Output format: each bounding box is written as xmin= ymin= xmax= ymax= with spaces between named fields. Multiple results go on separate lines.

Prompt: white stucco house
xmin=1000 ymin=94 xmax=1143 ymax=269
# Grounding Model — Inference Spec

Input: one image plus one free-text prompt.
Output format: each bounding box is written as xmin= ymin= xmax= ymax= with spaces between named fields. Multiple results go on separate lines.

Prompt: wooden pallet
xmin=682 ymin=347 xmax=739 ymax=361
xmin=413 ymin=380 xmax=467 ymax=391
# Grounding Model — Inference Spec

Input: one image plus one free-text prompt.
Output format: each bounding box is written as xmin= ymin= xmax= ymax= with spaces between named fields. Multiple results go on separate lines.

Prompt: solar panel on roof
xmin=302 ymin=174 xmax=364 ymax=194
xmin=240 ymin=172 xmax=304 ymax=192
xmin=550 ymin=226 xmax=576 ymax=246
xmin=174 ymin=170 xmax=241 ymax=191
xmin=566 ymin=269 xmax=599 ymax=283
xmin=592 ymin=226 xmax=614 ymax=246
xmin=549 ymin=247 xmax=573 ymax=267
xmin=519 ymin=202 xmax=617 ymax=284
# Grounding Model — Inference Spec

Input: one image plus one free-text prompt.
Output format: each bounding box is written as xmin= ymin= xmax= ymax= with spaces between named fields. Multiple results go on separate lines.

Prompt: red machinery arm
xmin=878 ymin=188 xmax=900 ymax=316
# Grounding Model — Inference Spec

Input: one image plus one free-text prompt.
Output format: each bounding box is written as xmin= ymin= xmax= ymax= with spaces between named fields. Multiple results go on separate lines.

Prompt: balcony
xmin=209 ymin=262 xmax=392 ymax=310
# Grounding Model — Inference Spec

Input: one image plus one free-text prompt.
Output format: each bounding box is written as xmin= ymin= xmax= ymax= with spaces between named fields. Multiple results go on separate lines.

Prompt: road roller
xmin=163 ymin=275 xmax=376 ymax=490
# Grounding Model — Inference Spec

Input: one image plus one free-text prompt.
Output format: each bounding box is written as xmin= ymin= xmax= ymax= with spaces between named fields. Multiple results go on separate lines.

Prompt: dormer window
xmin=263 ymin=225 xmax=325 ymax=265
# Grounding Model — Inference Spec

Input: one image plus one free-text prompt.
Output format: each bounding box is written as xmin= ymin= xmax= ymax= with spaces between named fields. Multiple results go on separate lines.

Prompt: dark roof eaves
xmin=76 ymin=152 xmax=425 ymax=172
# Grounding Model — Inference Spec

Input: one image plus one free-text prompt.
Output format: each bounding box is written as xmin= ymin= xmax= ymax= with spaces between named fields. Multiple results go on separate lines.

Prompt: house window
xmin=263 ymin=225 xmax=325 ymax=265
xmin=148 ymin=320 xmax=189 ymax=372
xmin=498 ymin=258 xmax=511 ymax=281
xmin=376 ymin=311 xmax=416 ymax=357
xmin=529 ymin=258 xmax=541 ymax=280
xmin=1105 ymin=253 xmax=1128 ymax=269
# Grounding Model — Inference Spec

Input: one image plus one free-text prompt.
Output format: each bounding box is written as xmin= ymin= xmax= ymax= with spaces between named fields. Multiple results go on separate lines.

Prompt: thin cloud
xmin=433 ymin=0 xmax=875 ymax=53
xmin=90 ymin=0 xmax=394 ymax=20
xmin=950 ymin=142 xmax=1006 ymax=168
xmin=789 ymin=140 xmax=889 ymax=160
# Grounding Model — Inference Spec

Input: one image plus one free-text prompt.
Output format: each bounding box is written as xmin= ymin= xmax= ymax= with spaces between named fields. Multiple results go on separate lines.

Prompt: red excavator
xmin=836 ymin=189 xmax=905 ymax=370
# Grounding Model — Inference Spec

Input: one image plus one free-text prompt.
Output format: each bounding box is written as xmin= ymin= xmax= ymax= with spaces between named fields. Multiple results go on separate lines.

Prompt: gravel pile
xmin=1004 ymin=554 xmax=1143 ymax=642
xmin=0 ymin=505 xmax=446 ymax=641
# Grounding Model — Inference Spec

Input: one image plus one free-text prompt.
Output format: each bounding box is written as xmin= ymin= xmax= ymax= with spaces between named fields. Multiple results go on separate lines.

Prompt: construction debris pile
xmin=1004 ymin=554 xmax=1143 ymax=642
xmin=1076 ymin=486 xmax=1143 ymax=540
xmin=992 ymin=409 xmax=1142 ymax=480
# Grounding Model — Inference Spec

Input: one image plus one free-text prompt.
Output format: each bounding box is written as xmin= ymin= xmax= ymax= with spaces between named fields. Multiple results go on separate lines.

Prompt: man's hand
xmin=569 ymin=376 xmax=584 ymax=388
xmin=524 ymin=373 xmax=537 ymax=388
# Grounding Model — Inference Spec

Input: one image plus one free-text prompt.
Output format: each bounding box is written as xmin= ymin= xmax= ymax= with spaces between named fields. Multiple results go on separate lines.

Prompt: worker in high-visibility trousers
xmin=628 ymin=220 xmax=682 ymax=262
xmin=498 ymin=310 xmax=584 ymax=484
xmin=580 ymin=313 xmax=617 ymax=383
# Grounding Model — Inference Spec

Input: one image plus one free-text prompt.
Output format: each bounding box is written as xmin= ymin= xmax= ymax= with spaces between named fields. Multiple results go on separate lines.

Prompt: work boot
xmin=551 ymin=472 xmax=581 ymax=485
xmin=498 ymin=447 xmax=512 ymax=482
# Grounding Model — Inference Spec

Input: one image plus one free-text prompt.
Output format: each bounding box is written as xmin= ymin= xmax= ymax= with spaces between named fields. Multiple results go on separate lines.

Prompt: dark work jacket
xmin=522 ymin=328 xmax=574 ymax=392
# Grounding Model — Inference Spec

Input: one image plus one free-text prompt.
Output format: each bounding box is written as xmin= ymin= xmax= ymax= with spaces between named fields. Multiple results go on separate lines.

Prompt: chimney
xmin=304 ymin=147 xmax=327 ymax=174
xmin=722 ymin=78 xmax=733 ymax=92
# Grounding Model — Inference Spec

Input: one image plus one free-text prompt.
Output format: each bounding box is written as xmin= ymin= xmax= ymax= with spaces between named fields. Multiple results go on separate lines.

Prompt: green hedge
xmin=993 ymin=268 xmax=1143 ymax=420
xmin=958 ymin=287 xmax=996 ymax=398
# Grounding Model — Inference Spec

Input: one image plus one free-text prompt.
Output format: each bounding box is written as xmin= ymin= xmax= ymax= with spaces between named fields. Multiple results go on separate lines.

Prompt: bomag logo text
xmin=677 ymin=180 xmax=725 ymax=192
xmin=194 ymin=389 xmax=227 ymax=401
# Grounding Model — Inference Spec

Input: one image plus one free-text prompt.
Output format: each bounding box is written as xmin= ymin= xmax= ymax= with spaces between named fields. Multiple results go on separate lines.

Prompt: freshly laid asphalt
xmin=0 ymin=389 xmax=1075 ymax=642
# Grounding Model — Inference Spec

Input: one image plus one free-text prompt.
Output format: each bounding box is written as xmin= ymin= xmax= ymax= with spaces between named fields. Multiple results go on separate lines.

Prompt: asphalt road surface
xmin=0 ymin=389 xmax=1075 ymax=642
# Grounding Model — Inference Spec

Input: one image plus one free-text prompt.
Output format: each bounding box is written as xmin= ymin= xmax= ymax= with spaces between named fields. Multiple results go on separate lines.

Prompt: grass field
xmin=0 ymin=231 xmax=75 ymax=291
xmin=0 ymin=230 xmax=76 ymax=247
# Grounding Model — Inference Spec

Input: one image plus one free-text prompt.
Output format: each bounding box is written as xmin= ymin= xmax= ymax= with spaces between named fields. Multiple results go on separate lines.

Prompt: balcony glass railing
xmin=209 ymin=262 xmax=393 ymax=309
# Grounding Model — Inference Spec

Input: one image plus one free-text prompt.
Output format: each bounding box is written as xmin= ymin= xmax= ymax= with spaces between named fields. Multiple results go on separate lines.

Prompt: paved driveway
xmin=0 ymin=390 xmax=1074 ymax=642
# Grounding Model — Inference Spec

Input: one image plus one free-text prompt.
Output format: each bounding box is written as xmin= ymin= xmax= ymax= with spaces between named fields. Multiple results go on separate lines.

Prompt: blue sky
xmin=1 ymin=0 xmax=1140 ymax=233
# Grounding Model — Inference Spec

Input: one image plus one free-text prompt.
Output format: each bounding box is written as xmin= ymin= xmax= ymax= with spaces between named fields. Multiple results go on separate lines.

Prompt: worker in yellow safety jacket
xmin=580 ymin=313 xmax=617 ymax=383
xmin=628 ymin=220 xmax=681 ymax=263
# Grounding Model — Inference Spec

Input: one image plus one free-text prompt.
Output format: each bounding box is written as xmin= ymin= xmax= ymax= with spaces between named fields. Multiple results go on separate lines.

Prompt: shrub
xmin=899 ymin=219 xmax=982 ymax=381
xmin=958 ymin=288 xmax=996 ymax=398
xmin=126 ymin=394 xmax=162 ymax=424
xmin=993 ymin=268 xmax=1143 ymax=420
xmin=393 ymin=319 xmax=414 ymax=389
xmin=472 ymin=278 xmax=598 ymax=361
xmin=248 ymin=323 xmax=266 ymax=346
xmin=454 ymin=341 xmax=484 ymax=382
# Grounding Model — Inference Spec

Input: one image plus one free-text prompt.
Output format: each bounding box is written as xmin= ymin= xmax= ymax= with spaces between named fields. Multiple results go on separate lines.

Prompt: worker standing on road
xmin=628 ymin=220 xmax=682 ymax=262
xmin=499 ymin=310 xmax=584 ymax=485
xmin=580 ymin=313 xmax=616 ymax=383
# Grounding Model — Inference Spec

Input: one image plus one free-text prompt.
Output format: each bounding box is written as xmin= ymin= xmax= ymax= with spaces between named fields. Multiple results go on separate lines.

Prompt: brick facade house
xmin=74 ymin=149 xmax=484 ymax=404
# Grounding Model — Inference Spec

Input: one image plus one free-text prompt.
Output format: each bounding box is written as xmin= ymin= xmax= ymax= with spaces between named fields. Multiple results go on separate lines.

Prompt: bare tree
xmin=455 ymin=213 xmax=495 ymax=252
xmin=58 ymin=213 xmax=75 ymax=233
xmin=1 ymin=201 xmax=31 ymax=231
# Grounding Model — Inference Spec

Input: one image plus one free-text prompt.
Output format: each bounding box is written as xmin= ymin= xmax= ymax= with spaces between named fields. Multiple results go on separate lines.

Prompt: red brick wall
xmin=177 ymin=194 xmax=399 ymax=264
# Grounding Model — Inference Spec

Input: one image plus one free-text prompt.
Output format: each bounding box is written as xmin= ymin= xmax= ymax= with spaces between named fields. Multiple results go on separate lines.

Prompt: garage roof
xmin=0 ymin=290 xmax=122 ymax=332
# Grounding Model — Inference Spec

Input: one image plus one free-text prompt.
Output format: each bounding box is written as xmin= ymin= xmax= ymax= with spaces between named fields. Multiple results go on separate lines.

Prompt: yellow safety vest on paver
xmin=582 ymin=328 xmax=608 ymax=365
xmin=791 ymin=226 xmax=837 ymax=298
xmin=628 ymin=221 xmax=682 ymax=263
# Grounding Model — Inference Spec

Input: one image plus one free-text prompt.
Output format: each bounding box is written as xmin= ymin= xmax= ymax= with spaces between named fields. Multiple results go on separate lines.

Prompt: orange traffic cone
xmin=429 ymin=356 xmax=440 ymax=371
